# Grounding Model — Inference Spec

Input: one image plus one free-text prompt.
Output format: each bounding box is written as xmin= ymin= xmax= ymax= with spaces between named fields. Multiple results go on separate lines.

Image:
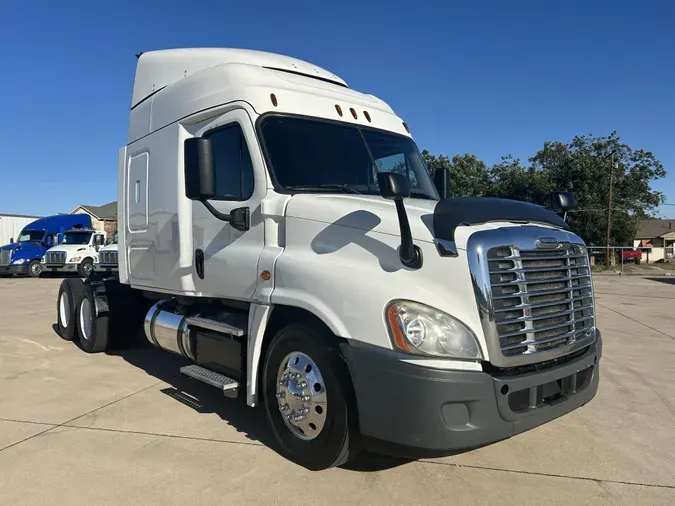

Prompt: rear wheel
xmin=56 ymin=279 xmax=84 ymax=341
xmin=262 ymin=322 xmax=360 ymax=470
xmin=76 ymin=284 xmax=110 ymax=353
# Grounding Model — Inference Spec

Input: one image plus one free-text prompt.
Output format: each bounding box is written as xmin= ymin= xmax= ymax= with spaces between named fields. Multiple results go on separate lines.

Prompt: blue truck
xmin=0 ymin=214 xmax=92 ymax=277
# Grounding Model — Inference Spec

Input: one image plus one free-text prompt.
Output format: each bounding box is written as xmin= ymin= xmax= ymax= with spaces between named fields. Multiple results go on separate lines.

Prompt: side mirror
xmin=184 ymin=137 xmax=250 ymax=231
xmin=434 ymin=168 xmax=450 ymax=199
xmin=377 ymin=172 xmax=421 ymax=269
xmin=184 ymin=138 xmax=216 ymax=200
xmin=9 ymin=238 xmax=13 ymax=244
xmin=46 ymin=236 xmax=54 ymax=248
xmin=550 ymin=191 xmax=577 ymax=212
xmin=378 ymin=172 xmax=410 ymax=201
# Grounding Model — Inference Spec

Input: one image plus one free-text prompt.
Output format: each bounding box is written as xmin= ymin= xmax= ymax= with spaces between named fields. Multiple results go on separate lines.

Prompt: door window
xmin=205 ymin=124 xmax=254 ymax=200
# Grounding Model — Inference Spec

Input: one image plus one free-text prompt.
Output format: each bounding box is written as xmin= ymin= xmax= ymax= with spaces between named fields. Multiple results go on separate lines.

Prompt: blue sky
xmin=1 ymin=0 xmax=673 ymax=217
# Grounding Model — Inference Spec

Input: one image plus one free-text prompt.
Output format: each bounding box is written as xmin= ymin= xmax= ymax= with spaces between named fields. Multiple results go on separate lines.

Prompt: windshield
xmin=17 ymin=230 xmax=45 ymax=242
xmin=62 ymin=232 xmax=92 ymax=245
xmin=259 ymin=116 xmax=439 ymax=200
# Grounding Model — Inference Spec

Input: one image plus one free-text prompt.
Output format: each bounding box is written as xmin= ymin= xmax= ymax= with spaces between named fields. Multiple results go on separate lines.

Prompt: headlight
xmin=11 ymin=258 xmax=26 ymax=265
xmin=70 ymin=257 xmax=81 ymax=263
xmin=386 ymin=300 xmax=483 ymax=359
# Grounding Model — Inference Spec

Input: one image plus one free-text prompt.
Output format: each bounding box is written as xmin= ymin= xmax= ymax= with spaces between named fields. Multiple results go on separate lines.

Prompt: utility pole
xmin=606 ymin=153 xmax=618 ymax=267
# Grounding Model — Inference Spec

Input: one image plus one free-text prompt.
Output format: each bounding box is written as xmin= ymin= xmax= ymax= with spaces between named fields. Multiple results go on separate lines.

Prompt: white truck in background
xmin=95 ymin=230 xmax=118 ymax=274
xmin=54 ymin=48 xmax=601 ymax=470
xmin=42 ymin=227 xmax=106 ymax=277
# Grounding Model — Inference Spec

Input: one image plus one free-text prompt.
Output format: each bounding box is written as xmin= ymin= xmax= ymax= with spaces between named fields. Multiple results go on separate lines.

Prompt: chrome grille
xmin=45 ymin=251 xmax=66 ymax=265
xmin=99 ymin=251 xmax=118 ymax=266
xmin=488 ymin=244 xmax=594 ymax=357
xmin=0 ymin=250 xmax=9 ymax=267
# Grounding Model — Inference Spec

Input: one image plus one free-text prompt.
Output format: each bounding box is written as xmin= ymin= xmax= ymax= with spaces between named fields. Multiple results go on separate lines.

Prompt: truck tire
xmin=78 ymin=258 xmax=94 ymax=278
xmin=262 ymin=322 xmax=361 ymax=470
xmin=56 ymin=279 xmax=84 ymax=341
xmin=76 ymin=283 xmax=110 ymax=353
xmin=635 ymin=258 xmax=641 ymax=265
xmin=28 ymin=260 xmax=42 ymax=278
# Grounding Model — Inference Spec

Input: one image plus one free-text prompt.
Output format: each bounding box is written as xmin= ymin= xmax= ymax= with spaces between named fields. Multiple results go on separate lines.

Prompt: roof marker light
xmin=350 ymin=108 xmax=358 ymax=119
xmin=363 ymin=111 xmax=371 ymax=122
xmin=270 ymin=93 xmax=278 ymax=107
xmin=403 ymin=121 xmax=410 ymax=133
xmin=335 ymin=104 xmax=343 ymax=116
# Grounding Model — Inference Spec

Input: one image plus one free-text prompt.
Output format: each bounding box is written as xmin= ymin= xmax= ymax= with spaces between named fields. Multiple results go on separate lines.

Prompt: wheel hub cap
xmin=276 ymin=352 xmax=327 ymax=440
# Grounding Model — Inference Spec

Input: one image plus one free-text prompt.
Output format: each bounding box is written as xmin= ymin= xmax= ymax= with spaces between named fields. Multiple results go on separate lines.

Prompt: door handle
xmin=195 ymin=249 xmax=205 ymax=279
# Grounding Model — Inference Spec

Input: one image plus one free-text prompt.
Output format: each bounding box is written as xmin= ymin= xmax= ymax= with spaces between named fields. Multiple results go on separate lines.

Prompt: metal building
xmin=0 ymin=214 xmax=42 ymax=246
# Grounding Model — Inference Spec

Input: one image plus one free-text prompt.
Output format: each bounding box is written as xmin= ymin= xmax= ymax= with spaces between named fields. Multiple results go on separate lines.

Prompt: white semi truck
xmin=94 ymin=230 xmax=118 ymax=274
xmin=43 ymin=227 xmax=106 ymax=277
xmin=54 ymin=48 xmax=601 ymax=470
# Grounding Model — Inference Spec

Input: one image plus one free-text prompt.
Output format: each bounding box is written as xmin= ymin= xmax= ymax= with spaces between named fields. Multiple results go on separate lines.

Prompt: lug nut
xmin=281 ymin=404 xmax=289 ymax=411
xmin=276 ymin=392 xmax=285 ymax=399
xmin=298 ymin=381 xmax=307 ymax=389
xmin=301 ymin=396 xmax=310 ymax=402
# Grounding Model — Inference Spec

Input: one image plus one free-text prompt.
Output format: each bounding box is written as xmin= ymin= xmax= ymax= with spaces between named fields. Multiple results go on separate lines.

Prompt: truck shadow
xmin=646 ymin=276 xmax=675 ymax=286
xmin=50 ymin=324 xmax=436 ymax=472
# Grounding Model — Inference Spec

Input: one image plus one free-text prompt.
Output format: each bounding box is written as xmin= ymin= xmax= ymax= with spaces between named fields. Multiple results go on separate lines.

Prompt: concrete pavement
xmin=1 ymin=276 xmax=674 ymax=505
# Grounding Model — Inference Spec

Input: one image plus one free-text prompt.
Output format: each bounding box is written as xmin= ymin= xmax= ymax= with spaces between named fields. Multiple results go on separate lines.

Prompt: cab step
xmin=186 ymin=315 xmax=247 ymax=337
xmin=180 ymin=365 xmax=239 ymax=398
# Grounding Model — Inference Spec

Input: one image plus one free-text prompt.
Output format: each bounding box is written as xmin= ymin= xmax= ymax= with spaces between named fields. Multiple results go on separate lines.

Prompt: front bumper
xmin=341 ymin=331 xmax=602 ymax=457
xmin=0 ymin=265 xmax=29 ymax=275
xmin=42 ymin=264 xmax=79 ymax=273
xmin=94 ymin=265 xmax=118 ymax=273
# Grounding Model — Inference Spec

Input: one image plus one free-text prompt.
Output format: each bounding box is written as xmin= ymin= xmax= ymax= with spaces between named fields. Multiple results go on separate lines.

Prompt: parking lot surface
xmin=1 ymin=275 xmax=674 ymax=505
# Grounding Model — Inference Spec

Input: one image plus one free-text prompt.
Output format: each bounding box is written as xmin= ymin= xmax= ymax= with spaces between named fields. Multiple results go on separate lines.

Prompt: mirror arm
xmin=201 ymin=200 xmax=250 ymax=232
xmin=393 ymin=199 xmax=422 ymax=269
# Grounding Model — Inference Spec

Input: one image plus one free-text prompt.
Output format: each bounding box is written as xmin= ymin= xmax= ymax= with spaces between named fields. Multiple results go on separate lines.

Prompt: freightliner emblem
xmin=536 ymin=236 xmax=560 ymax=249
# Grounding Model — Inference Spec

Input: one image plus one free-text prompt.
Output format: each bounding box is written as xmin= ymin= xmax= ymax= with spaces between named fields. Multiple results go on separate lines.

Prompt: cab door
xmin=190 ymin=109 xmax=266 ymax=300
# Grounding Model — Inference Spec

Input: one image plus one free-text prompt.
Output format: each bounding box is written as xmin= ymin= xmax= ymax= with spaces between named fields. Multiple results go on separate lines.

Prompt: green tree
xmin=421 ymin=150 xmax=491 ymax=197
xmin=487 ymin=155 xmax=550 ymax=204
xmin=530 ymin=131 xmax=666 ymax=245
xmin=421 ymin=131 xmax=665 ymax=246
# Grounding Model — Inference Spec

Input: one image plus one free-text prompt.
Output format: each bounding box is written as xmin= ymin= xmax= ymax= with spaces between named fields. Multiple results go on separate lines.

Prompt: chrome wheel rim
xmin=30 ymin=262 xmax=41 ymax=276
xmin=59 ymin=292 xmax=70 ymax=328
xmin=82 ymin=262 xmax=92 ymax=276
xmin=79 ymin=298 xmax=92 ymax=341
xmin=276 ymin=351 xmax=327 ymax=441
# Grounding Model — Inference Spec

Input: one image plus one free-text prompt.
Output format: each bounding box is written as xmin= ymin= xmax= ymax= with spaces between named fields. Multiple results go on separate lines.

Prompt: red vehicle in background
xmin=621 ymin=248 xmax=642 ymax=264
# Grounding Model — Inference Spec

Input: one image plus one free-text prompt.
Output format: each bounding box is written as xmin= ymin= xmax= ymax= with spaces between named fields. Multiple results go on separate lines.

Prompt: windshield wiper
xmin=409 ymin=191 xmax=437 ymax=201
xmin=286 ymin=184 xmax=362 ymax=195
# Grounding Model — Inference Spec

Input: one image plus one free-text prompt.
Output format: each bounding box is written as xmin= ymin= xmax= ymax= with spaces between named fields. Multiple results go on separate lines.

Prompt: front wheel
xmin=28 ymin=260 xmax=42 ymax=278
xmin=78 ymin=259 xmax=94 ymax=277
xmin=262 ymin=323 xmax=361 ymax=470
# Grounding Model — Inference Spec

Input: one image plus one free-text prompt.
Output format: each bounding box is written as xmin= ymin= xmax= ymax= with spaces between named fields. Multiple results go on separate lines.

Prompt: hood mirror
xmin=550 ymin=191 xmax=577 ymax=221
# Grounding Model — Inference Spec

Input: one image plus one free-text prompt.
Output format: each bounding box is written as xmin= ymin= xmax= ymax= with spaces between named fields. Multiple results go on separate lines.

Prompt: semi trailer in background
xmin=54 ymin=48 xmax=601 ymax=470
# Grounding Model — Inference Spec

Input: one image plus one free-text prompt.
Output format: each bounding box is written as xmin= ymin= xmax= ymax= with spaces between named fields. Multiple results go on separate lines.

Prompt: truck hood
xmin=46 ymin=245 xmax=93 ymax=255
xmin=284 ymin=194 xmax=569 ymax=250
xmin=0 ymin=241 xmax=44 ymax=260
xmin=285 ymin=194 xmax=438 ymax=244
xmin=99 ymin=244 xmax=118 ymax=252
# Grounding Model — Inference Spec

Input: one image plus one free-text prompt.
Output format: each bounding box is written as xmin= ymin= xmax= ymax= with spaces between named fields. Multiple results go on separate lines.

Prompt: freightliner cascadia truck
xmin=54 ymin=48 xmax=601 ymax=470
